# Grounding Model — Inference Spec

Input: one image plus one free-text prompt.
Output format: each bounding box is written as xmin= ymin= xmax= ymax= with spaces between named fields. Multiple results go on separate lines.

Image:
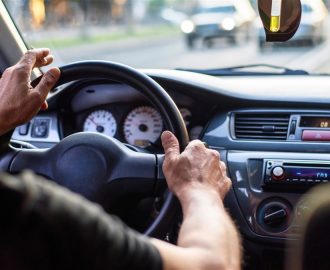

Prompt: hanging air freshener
xmin=270 ymin=0 xmax=282 ymax=32
xmin=258 ymin=0 xmax=302 ymax=42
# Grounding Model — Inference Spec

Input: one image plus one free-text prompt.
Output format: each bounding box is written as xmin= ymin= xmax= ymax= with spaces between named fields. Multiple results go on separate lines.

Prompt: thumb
xmin=161 ymin=131 xmax=180 ymax=160
xmin=34 ymin=68 xmax=61 ymax=100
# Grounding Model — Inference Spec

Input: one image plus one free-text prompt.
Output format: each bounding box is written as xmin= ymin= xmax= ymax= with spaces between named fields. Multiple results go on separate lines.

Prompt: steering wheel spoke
xmin=106 ymin=151 xmax=157 ymax=198
xmin=9 ymin=148 xmax=50 ymax=178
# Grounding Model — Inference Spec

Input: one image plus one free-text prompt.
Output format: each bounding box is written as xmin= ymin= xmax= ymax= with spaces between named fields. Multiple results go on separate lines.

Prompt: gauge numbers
xmin=83 ymin=110 xmax=117 ymax=137
xmin=124 ymin=106 xmax=163 ymax=147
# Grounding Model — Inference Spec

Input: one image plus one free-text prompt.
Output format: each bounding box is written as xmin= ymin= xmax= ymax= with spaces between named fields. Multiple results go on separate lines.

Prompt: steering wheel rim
xmin=19 ymin=61 xmax=189 ymax=238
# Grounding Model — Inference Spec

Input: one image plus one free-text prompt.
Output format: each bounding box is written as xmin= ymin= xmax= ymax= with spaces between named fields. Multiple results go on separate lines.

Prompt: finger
xmin=210 ymin=149 xmax=220 ymax=159
xmin=161 ymin=131 xmax=180 ymax=160
xmin=220 ymin=161 xmax=227 ymax=174
xmin=203 ymin=142 xmax=209 ymax=148
xmin=36 ymin=54 xmax=54 ymax=68
xmin=34 ymin=68 xmax=61 ymax=101
xmin=188 ymin=140 xmax=206 ymax=148
xmin=18 ymin=48 xmax=51 ymax=74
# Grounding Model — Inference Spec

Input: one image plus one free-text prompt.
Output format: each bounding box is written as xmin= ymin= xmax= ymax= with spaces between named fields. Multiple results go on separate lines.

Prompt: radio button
xmin=272 ymin=166 xmax=285 ymax=180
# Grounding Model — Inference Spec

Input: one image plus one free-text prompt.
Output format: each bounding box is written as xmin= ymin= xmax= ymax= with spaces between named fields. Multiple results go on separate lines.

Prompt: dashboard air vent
xmin=234 ymin=113 xmax=290 ymax=140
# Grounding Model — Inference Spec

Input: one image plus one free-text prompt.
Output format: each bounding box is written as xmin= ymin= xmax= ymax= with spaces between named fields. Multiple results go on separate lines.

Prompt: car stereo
xmin=264 ymin=159 xmax=330 ymax=186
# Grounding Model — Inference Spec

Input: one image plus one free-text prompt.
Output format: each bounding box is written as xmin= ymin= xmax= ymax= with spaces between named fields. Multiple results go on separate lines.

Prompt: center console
xmin=226 ymin=151 xmax=330 ymax=239
xmin=204 ymin=109 xmax=330 ymax=269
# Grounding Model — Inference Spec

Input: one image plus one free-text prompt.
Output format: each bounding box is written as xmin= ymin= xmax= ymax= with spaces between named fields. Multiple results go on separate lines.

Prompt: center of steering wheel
xmin=55 ymin=145 xmax=107 ymax=200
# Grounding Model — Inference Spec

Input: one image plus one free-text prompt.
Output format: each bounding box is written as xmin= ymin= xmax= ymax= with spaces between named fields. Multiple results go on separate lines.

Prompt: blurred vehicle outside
xmin=180 ymin=0 xmax=256 ymax=49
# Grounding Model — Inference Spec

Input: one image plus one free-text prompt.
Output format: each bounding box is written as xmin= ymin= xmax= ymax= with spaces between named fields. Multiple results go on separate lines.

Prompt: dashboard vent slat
xmin=234 ymin=113 xmax=290 ymax=141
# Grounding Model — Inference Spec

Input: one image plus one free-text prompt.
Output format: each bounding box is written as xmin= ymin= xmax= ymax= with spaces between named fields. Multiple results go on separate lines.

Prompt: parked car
xmin=258 ymin=0 xmax=328 ymax=49
xmin=180 ymin=0 xmax=256 ymax=49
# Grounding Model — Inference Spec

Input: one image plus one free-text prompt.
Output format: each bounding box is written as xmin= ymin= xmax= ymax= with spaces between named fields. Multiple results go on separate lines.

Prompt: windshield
xmin=3 ymin=0 xmax=330 ymax=74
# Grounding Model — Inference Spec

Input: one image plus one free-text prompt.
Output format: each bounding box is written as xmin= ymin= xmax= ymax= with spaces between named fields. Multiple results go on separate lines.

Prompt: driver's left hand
xmin=0 ymin=48 xmax=60 ymax=135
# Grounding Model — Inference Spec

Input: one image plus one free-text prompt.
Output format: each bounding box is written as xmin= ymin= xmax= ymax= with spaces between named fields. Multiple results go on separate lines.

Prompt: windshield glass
xmin=3 ymin=0 xmax=330 ymax=74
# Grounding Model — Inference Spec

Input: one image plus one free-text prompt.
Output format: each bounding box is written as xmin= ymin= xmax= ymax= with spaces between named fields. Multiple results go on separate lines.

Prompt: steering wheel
xmin=0 ymin=61 xmax=189 ymax=238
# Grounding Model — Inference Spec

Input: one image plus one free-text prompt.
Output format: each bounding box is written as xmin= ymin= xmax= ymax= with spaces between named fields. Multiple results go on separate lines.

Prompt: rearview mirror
xmin=258 ymin=0 xmax=302 ymax=42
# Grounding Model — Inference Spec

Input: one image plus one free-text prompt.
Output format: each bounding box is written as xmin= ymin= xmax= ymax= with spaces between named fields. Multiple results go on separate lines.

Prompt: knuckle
xmin=188 ymin=140 xmax=204 ymax=149
xmin=220 ymin=161 xmax=227 ymax=170
xmin=24 ymin=49 xmax=35 ymax=58
xmin=210 ymin=150 xmax=220 ymax=159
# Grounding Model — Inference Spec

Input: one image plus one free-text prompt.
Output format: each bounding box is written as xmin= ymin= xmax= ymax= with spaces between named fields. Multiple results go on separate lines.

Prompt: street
xmin=50 ymin=32 xmax=330 ymax=73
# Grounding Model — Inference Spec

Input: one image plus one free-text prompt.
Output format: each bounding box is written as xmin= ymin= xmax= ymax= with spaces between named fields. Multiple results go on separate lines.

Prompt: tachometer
xmin=123 ymin=106 xmax=163 ymax=147
xmin=83 ymin=110 xmax=117 ymax=137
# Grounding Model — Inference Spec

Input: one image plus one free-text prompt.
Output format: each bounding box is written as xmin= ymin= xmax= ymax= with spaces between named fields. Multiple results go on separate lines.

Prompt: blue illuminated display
xmin=287 ymin=167 xmax=330 ymax=180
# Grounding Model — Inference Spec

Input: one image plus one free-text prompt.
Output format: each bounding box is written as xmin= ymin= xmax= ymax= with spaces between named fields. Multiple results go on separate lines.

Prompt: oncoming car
xmin=1 ymin=0 xmax=330 ymax=269
xmin=180 ymin=0 xmax=256 ymax=48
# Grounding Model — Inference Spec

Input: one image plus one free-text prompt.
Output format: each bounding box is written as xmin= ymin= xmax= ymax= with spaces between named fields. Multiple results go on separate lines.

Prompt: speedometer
xmin=123 ymin=106 xmax=163 ymax=147
xmin=83 ymin=110 xmax=117 ymax=137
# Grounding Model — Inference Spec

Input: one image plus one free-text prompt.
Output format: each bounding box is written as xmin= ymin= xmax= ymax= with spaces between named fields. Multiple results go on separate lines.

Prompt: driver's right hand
xmin=161 ymin=131 xmax=232 ymax=201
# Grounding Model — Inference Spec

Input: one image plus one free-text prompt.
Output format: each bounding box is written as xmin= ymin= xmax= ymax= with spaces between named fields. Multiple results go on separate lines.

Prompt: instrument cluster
xmin=79 ymin=104 xmax=202 ymax=149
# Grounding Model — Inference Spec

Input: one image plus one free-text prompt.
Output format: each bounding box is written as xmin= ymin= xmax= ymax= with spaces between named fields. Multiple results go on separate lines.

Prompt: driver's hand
xmin=0 ymin=48 xmax=60 ymax=135
xmin=161 ymin=131 xmax=231 ymax=201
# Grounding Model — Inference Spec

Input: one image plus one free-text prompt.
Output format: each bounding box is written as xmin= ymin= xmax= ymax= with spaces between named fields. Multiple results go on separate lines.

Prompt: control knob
xmin=263 ymin=206 xmax=287 ymax=227
xmin=271 ymin=166 xmax=285 ymax=180
xmin=257 ymin=200 xmax=292 ymax=232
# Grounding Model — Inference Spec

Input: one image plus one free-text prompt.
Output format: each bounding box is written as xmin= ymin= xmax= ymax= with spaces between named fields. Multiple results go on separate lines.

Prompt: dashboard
xmin=10 ymin=69 xmax=330 ymax=270
xmin=12 ymin=80 xmax=213 ymax=150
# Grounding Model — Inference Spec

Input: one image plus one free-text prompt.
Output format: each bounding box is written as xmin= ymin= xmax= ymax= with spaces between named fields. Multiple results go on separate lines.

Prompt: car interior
xmin=1 ymin=0 xmax=330 ymax=269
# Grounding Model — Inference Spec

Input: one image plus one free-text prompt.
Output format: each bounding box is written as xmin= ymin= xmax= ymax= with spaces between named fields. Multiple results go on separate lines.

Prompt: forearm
xmin=177 ymin=187 xmax=241 ymax=269
xmin=152 ymin=187 xmax=241 ymax=270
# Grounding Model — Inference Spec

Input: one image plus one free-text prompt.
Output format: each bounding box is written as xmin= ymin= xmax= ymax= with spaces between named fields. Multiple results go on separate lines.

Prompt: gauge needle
xmin=89 ymin=117 xmax=98 ymax=126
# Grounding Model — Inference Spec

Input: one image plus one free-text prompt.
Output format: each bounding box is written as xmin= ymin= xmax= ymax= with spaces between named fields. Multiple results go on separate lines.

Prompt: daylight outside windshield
xmin=3 ymin=0 xmax=330 ymax=73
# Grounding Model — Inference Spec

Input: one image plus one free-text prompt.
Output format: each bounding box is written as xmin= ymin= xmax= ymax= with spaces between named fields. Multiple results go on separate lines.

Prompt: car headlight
xmin=221 ymin=18 xmax=236 ymax=31
xmin=181 ymin=20 xmax=195 ymax=34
